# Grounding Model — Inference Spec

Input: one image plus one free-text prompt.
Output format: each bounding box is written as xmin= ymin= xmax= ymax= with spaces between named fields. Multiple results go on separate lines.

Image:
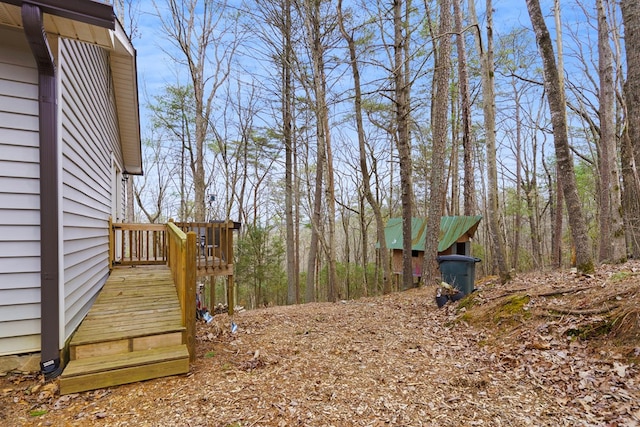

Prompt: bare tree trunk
xmin=449 ymin=85 xmax=459 ymax=216
xmin=512 ymin=78 xmax=522 ymax=270
xmin=158 ymin=0 xmax=237 ymax=222
xmin=423 ymin=0 xmax=452 ymax=284
xmin=621 ymin=0 xmax=640 ymax=258
xmin=550 ymin=0 xmax=565 ymax=269
xmin=528 ymin=114 xmax=543 ymax=268
xmin=394 ymin=0 xmax=415 ymax=290
xmin=455 ymin=0 xmax=476 ymax=216
xmin=526 ymin=0 xmax=594 ymax=273
xmin=622 ymin=2 xmax=640 ymax=169
xmin=620 ymin=131 xmax=640 ymax=257
xmin=358 ymin=191 xmax=369 ymax=296
xmin=597 ymin=0 xmax=626 ymax=263
xmin=337 ymin=0 xmax=392 ymax=294
xmin=283 ymin=0 xmax=298 ymax=304
xmin=310 ymin=13 xmax=338 ymax=303
xmin=552 ymin=173 xmax=564 ymax=267
xmin=470 ymin=0 xmax=510 ymax=282
xmin=299 ymin=0 xmax=337 ymax=302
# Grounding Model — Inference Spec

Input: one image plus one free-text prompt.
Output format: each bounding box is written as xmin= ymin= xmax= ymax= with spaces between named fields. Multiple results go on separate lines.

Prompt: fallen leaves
xmin=1 ymin=262 xmax=640 ymax=426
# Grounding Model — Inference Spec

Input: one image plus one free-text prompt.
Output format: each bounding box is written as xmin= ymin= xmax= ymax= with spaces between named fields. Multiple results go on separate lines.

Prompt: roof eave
xmin=0 ymin=0 xmax=143 ymax=175
xmin=110 ymin=19 xmax=142 ymax=175
xmin=2 ymin=0 xmax=115 ymax=29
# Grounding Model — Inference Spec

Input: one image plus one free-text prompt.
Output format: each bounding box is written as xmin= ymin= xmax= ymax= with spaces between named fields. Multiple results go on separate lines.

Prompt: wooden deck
xmin=111 ymin=221 xmax=238 ymax=279
xmin=59 ymin=266 xmax=190 ymax=394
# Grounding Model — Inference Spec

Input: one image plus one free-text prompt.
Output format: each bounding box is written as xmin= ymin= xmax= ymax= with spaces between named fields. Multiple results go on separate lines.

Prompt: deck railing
xmin=110 ymin=221 xmax=236 ymax=276
xmin=110 ymin=222 xmax=167 ymax=266
xmin=166 ymin=222 xmax=196 ymax=363
xmin=108 ymin=219 xmax=239 ymax=322
xmin=174 ymin=221 xmax=236 ymax=275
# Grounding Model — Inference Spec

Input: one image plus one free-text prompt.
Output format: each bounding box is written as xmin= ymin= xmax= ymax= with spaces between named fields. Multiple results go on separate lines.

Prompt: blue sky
xmin=126 ymin=0 xmax=614 ymax=179
xmin=127 ymin=0 xmax=600 ymax=136
xmin=127 ymin=1 xmax=179 ymax=136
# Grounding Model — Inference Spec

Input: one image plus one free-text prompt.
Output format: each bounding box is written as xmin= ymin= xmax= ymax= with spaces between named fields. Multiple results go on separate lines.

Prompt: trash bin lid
xmin=437 ymin=254 xmax=481 ymax=263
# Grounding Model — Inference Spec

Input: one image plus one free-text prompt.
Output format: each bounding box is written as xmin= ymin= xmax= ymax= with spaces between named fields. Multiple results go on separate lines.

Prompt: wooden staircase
xmin=59 ymin=266 xmax=190 ymax=395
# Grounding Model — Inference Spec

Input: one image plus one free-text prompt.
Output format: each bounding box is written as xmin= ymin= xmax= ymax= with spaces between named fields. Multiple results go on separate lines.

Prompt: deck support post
xmin=208 ymin=275 xmax=215 ymax=313
xmin=225 ymin=221 xmax=235 ymax=315
xmin=227 ymin=275 xmax=234 ymax=316
xmin=184 ymin=232 xmax=196 ymax=362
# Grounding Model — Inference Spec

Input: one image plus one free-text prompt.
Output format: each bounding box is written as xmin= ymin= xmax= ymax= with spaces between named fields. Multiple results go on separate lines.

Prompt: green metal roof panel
xmin=383 ymin=216 xmax=482 ymax=252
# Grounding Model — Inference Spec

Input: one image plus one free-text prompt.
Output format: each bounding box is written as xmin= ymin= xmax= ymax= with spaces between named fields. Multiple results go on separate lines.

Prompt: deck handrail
xmin=174 ymin=221 xmax=236 ymax=273
xmin=166 ymin=221 xmax=196 ymax=363
xmin=110 ymin=222 xmax=167 ymax=266
xmin=109 ymin=220 xmax=238 ymax=321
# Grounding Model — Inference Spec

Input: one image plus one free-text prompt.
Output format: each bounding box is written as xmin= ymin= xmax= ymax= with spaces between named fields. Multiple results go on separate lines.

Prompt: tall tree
xmin=453 ymin=0 xmax=475 ymax=216
xmin=394 ymin=0 xmax=415 ymax=290
xmin=337 ymin=0 xmax=392 ymax=294
xmin=423 ymin=0 xmax=452 ymax=284
xmin=621 ymin=0 xmax=640 ymax=257
xmin=157 ymin=0 xmax=239 ymax=221
xmin=149 ymin=84 xmax=197 ymax=221
xmin=551 ymin=0 xmax=564 ymax=268
xmin=596 ymin=0 xmax=625 ymax=263
xmin=283 ymin=0 xmax=298 ymax=304
xmin=295 ymin=0 xmax=339 ymax=302
xmin=247 ymin=0 xmax=300 ymax=304
xmin=470 ymin=0 xmax=510 ymax=282
xmin=525 ymin=0 xmax=594 ymax=273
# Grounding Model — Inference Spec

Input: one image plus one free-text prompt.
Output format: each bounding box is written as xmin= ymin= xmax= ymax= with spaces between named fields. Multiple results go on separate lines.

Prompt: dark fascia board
xmin=2 ymin=0 xmax=115 ymax=29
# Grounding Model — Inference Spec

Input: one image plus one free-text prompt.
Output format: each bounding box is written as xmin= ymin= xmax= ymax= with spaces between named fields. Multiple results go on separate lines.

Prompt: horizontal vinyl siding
xmin=0 ymin=287 xmax=40 ymax=305
xmin=0 ymin=209 xmax=39 ymax=226
xmin=0 ymin=335 xmax=39 ymax=356
xmin=0 ymin=26 xmax=41 ymax=356
xmin=60 ymin=39 xmax=122 ymax=339
xmin=0 ymin=240 xmax=39 ymax=258
xmin=0 ymin=304 xmax=39 ymax=323
xmin=0 ymin=224 xmax=40 ymax=241
xmin=0 ymin=160 xmax=39 ymax=178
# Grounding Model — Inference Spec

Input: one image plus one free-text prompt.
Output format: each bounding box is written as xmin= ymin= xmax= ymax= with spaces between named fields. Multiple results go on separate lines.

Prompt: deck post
xmin=185 ymin=231 xmax=196 ymax=362
xmin=226 ymin=221 xmax=235 ymax=315
xmin=167 ymin=222 xmax=197 ymax=363
xmin=208 ymin=275 xmax=215 ymax=314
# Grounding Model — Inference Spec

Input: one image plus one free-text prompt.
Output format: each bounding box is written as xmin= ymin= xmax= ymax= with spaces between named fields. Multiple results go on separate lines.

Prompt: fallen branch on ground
xmin=539 ymin=304 xmax=618 ymax=315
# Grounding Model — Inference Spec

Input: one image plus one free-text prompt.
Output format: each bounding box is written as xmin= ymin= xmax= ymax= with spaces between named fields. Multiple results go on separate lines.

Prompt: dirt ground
xmin=2 ymin=262 xmax=640 ymax=426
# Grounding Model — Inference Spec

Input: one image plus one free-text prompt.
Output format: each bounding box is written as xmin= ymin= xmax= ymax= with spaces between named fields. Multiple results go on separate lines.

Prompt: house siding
xmin=0 ymin=28 xmax=40 ymax=355
xmin=0 ymin=27 xmax=41 ymax=356
xmin=59 ymin=38 xmax=124 ymax=340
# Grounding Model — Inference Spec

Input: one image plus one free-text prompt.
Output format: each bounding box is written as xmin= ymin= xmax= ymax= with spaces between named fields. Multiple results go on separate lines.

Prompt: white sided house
xmin=0 ymin=1 xmax=141 ymax=378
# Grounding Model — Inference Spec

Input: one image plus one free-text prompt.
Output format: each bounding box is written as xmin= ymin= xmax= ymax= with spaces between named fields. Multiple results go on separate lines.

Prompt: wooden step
xmin=59 ymin=344 xmax=190 ymax=395
xmin=70 ymin=330 xmax=185 ymax=360
xmin=70 ymin=320 xmax=185 ymax=347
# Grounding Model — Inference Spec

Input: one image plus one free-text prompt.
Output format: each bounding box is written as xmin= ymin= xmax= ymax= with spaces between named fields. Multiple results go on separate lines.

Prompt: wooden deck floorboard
xmin=69 ymin=266 xmax=183 ymax=346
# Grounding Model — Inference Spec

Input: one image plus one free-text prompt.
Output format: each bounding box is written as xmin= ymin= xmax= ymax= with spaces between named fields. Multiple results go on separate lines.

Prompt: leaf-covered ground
xmin=2 ymin=262 xmax=640 ymax=426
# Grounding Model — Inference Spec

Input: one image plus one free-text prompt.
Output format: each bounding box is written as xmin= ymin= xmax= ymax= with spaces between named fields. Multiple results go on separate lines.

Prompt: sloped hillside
xmin=1 ymin=262 xmax=639 ymax=426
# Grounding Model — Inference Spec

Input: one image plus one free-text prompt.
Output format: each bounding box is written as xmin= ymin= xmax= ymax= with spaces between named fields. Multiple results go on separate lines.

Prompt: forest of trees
xmin=125 ymin=0 xmax=640 ymax=310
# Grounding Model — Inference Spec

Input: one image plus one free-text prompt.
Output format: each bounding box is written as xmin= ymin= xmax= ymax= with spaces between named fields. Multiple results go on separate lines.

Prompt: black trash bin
xmin=437 ymin=255 xmax=481 ymax=295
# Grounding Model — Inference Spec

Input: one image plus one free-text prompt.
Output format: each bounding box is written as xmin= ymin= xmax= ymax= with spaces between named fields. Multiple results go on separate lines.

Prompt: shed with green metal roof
xmin=383 ymin=216 xmax=482 ymax=278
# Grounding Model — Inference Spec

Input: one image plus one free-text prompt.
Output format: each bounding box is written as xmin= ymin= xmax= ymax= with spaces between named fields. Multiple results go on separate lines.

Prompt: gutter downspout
xmin=22 ymin=2 xmax=62 ymax=379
